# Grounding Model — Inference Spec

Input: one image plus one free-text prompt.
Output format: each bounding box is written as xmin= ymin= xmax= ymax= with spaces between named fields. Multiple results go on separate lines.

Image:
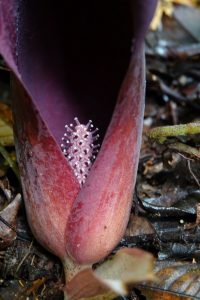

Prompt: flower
xmin=61 ymin=117 xmax=100 ymax=186
xmin=0 ymin=0 xmax=157 ymax=280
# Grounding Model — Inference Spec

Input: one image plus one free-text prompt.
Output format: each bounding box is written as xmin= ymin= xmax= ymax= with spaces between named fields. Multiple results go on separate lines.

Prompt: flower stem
xmin=62 ymin=257 xmax=91 ymax=299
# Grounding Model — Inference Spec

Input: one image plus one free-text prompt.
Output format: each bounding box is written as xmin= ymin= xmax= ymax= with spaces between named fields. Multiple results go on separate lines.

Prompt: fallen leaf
xmin=0 ymin=278 xmax=45 ymax=300
xmin=150 ymin=0 xmax=174 ymax=30
xmin=0 ymin=194 xmax=22 ymax=249
xmin=150 ymin=0 xmax=200 ymax=31
xmin=174 ymin=5 xmax=200 ymax=42
xmin=65 ymin=248 xmax=155 ymax=300
xmin=138 ymin=261 xmax=200 ymax=299
xmin=0 ymin=102 xmax=14 ymax=146
xmin=142 ymin=189 xmax=200 ymax=217
xmin=0 ymin=146 xmax=20 ymax=180
xmin=26 ymin=278 xmax=46 ymax=296
xmin=125 ymin=215 xmax=155 ymax=237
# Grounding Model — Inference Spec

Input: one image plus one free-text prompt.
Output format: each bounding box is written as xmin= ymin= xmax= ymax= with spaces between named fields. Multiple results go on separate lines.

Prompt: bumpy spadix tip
xmin=61 ymin=118 xmax=100 ymax=186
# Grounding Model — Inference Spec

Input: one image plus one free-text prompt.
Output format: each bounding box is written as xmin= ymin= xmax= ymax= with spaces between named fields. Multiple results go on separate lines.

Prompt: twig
xmin=187 ymin=160 xmax=200 ymax=188
xmin=168 ymin=142 xmax=200 ymax=160
xmin=0 ymin=215 xmax=17 ymax=231
xmin=16 ymin=241 xmax=33 ymax=272
xmin=147 ymin=123 xmax=200 ymax=143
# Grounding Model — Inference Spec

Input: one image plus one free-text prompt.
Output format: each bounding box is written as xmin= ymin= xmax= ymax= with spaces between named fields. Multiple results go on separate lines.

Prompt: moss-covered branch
xmin=147 ymin=123 xmax=200 ymax=160
xmin=147 ymin=123 xmax=200 ymax=143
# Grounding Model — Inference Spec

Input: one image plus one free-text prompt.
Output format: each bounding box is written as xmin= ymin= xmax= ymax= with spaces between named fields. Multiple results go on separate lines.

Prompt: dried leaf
xmin=0 ymin=102 xmax=14 ymax=146
xmin=66 ymin=248 xmax=155 ymax=300
xmin=125 ymin=215 xmax=155 ymax=237
xmin=142 ymin=190 xmax=200 ymax=217
xmin=0 ymin=278 xmax=46 ymax=300
xmin=138 ymin=261 xmax=200 ymax=299
xmin=0 ymin=146 xmax=19 ymax=180
xmin=150 ymin=0 xmax=174 ymax=30
xmin=174 ymin=5 xmax=200 ymax=42
xmin=26 ymin=278 xmax=46 ymax=296
xmin=173 ymin=0 xmax=200 ymax=6
xmin=0 ymin=194 xmax=22 ymax=249
xmin=150 ymin=0 xmax=200 ymax=31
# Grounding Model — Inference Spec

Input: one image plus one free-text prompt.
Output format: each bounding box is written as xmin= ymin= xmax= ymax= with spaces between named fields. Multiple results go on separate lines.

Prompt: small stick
xmin=16 ymin=240 xmax=33 ymax=272
xmin=187 ymin=160 xmax=200 ymax=188
xmin=147 ymin=123 xmax=200 ymax=143
xmin=168 ymin=142 xmax=200 ymax=160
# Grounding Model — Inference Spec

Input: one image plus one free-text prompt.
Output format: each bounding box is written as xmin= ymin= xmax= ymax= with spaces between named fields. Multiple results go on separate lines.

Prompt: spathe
xmin=0 ymin=0 xmax=157 ymax=266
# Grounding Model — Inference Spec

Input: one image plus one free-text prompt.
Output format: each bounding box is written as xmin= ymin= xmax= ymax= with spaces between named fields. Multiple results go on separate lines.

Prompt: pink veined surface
xmin=12 ymin=77 xmax=80 ymax=259
xmin=65 ymin=49 xmax=146 ymax=264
